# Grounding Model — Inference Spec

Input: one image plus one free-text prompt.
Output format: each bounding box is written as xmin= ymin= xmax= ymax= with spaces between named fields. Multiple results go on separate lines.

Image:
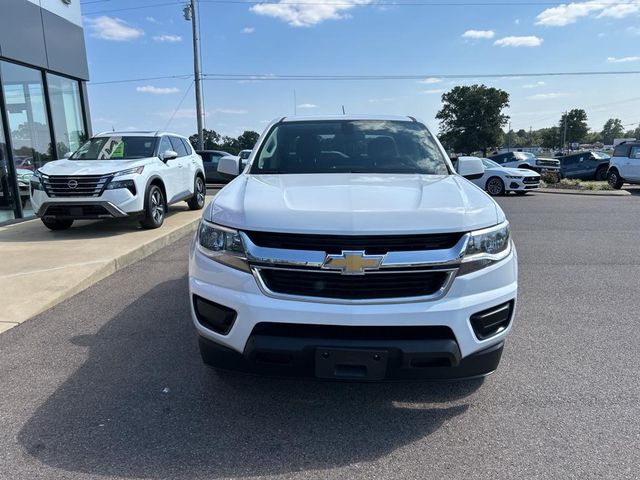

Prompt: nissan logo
xmin=67 ymin=179 xmax=78 ymax=189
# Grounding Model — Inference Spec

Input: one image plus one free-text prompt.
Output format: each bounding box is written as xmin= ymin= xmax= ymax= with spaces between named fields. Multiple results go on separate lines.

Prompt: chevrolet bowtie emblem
xmin=322 ymin=251 xmax=385 ymax=275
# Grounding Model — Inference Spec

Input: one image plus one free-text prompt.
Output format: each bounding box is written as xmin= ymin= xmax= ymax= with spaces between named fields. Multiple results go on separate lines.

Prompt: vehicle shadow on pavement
xmin=18 ymin=277 xmax=482 ymax=479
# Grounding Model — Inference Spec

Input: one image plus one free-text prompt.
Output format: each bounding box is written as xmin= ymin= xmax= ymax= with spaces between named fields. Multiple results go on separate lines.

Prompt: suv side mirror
xmin=457 ymin=157 xmax=484 ymax=180
xmin=162 ymin=150 xmax=178 ymax=161
xmin=218 ymin=155 xmax=240 ymax=178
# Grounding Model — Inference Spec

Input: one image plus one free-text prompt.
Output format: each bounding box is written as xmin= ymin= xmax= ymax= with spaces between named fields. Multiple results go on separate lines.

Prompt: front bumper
xmin=189 ymin=238 xmax=518 ymax=381
xmin=506 ymin=178 xmax=540 ymax=192
xmin=31 ymin=186 xmax=145 ymax=219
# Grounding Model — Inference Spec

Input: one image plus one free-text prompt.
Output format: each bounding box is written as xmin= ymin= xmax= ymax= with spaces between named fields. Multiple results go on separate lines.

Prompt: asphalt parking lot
xmin=1 ymin=192 xmax=638 ymax=479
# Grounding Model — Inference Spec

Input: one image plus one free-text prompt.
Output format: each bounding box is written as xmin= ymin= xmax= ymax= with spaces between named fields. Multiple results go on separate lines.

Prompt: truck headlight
xmin=459 ymin=221 xmax=511 ymax=275
xmin=196 ymin=221 xmax=249 ymax=272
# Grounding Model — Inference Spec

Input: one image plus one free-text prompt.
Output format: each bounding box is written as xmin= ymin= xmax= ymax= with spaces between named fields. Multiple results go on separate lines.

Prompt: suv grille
xmin=258 ymin=269 xmax=449 ymax=300
xmin=245 ymin=231 xmax=464 ymax=254
xmin=42 ymin=175 xmax=111 ymax=197
xmin=523 ymin=177 xmax=539 ymax=184
xmin=536 ymin=159 xmax=559 ymax=167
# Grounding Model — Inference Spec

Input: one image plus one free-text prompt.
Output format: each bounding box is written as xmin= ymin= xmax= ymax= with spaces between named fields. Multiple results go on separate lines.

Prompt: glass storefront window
xmin=1 ymin=61 xmax=52 ymax=170
xmin=47 ymin=73 xmax=86 ymax=157
xmin=0 ymin=109 xmax=18 ymax=222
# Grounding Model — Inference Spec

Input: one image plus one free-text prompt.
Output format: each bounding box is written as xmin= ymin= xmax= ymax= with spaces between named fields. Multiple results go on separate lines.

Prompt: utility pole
xmin=507 ymin=121 xmax=512 ymax=152
xmin=562 ymin=111 xmax=568 ymax=152
xmin=184 ymin=1 xmax=203 ymax=149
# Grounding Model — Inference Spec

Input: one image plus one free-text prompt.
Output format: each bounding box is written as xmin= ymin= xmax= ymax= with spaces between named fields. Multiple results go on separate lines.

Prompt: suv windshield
xmin=250 ymin=120 xmax=449 ymax=175
xmin=70 ymin=136 xmax=157 ymax=161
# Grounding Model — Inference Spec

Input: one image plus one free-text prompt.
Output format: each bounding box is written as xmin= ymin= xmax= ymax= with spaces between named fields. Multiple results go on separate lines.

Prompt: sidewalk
xmin=0 ymin=199 xmax=210 ymax=333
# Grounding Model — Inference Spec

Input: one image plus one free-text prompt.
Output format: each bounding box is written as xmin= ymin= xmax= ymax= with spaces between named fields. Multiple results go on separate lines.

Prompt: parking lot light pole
xmin=184 ymin=0 xmax=204 ymax=150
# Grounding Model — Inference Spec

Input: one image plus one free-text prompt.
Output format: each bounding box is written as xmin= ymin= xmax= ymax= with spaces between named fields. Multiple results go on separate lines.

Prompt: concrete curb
xmin=537 ymin=188 xmax=631 ymax=196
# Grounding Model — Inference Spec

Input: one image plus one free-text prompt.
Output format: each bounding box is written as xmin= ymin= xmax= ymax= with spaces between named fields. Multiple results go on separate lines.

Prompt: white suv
xmin=188 ymin=115 xmax=517 ymax=382
xmin=607 ymin=141 xmax=640 ymax=189
xmin=30 ymin=131 xmax=206 ymax=230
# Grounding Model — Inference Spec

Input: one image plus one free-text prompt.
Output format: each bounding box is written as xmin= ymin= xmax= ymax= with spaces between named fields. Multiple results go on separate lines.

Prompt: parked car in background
xmin=16 ymin=168 xmax=33 ymax=207
xmin=31 ymin=131 xmax=205 ymax=230
xmin=559 ymin=151 xmax=610 ymax=181
xmin=454 ymin=156 xmax=540 ymax=196
xmin=196 ymin=150 xmax=233 ymax=184
xmin=607 ymin=141 xmax=640 ymax=189
xmin=14 ymin=156 xmax=34 ymax=171
xmin=489 ymin=151 xmax=560 ymax=176
xmin=239 ymin=149 xmax=252 ymax=168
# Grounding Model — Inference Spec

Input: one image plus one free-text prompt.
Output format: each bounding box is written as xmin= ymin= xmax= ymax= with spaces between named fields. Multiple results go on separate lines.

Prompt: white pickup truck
xmin=189 ymin=115 xmax=517 ymax=381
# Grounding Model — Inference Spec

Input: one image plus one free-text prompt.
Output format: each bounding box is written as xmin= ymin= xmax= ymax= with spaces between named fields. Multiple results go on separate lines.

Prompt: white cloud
xmin=419 ymin=77 xmax=443 ymax=84
xmin=628 ymin=26 xmax=640 ymax=35
xmin=368 ymin=97 xmax=394 ymax=103
xmin=527 ymin=92 xmax=569 ymax=100
xmin=250 ymin=0 xmax=373 ymax=27
xmin=241 ymin=27 xmax=255 ymax=33
xmin=494 ymin=36 xmax=543 ymax=47
xmin=214 ymin=108 xmax=249 ymax=114
xmin=522 ymin=81 xmax=546 ymax=88
xmin=297 ymin=103 xmax=318 ymax=109
xmin=136 ymin=85 xmax=180 ymax=94
xmin=514 ymin=18 xmax=520 ymax=25
xmin=85 ymin=16 xmax=144 ymax=41
xmin=607 ymin=56 xmax=640 ymax=63
xmin=153 ymin=34 xmax=182 ymax=42
xmin=462 ymin=29 xmax=495 ymax=39
xmin=536 ymin=1 xmax=640 ymax=27
xmin=146 ymin=16 xmax=160 ymax=24
xmin=422 ymin=89 xmax=444 ymax=95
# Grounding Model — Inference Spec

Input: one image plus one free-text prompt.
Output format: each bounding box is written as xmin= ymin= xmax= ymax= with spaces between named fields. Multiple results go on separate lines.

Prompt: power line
xmin=88 ymin=74 xmax=193 ymax=85
xmin=82 ymin=0 xmax=640 ymax=15
xmin=200 ymin=70 xmax=640 ymax=81
xmin=163 ymin=81 xmax=196 ymax=130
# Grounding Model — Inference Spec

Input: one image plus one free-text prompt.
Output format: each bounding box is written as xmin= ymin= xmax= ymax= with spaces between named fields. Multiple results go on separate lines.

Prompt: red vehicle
xmin=14 ymin=156 xmax=34 ymax=171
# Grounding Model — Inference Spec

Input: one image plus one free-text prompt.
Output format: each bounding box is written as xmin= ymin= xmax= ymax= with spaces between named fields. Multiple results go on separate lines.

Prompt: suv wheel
xmin=140 ymin=184 xmax=165 ymax=229
xmin=486 ymin=177 xmax=505 ymax=196
xmin=187 ymin=176 xmax=205 ymax=210
xmin=41 ymin=218 xmax=73 ymax=230
xmin=607 ymin=170 xmax=623 ymax=190
xmin=595 ymin=166 xmax=608 ymax=182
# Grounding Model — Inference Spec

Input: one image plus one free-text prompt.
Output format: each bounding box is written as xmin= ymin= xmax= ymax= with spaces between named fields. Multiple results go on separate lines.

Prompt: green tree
xmin=237 ymin=130 xmax=260 ymax=151
xmin=189 ymin=129 xmax=221 ymax=150
xmin=600 ymin=118 xmax=625 ymax=145
xmin=623 ymin=127 xmax=640 ymax=139
xmin=559 ymin=109 xmax=589 ymax=146
xmin=538 ymin=127 xmax=561 ymax=149
xmin=436 ymin=84 xmax=510 ymax=156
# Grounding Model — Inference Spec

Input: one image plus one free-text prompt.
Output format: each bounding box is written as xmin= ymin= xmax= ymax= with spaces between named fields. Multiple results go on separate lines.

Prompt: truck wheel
xmin=187 ymin=175 xmax=205 ymax=210
xmin=41 ymin=218 xmax=73 ymax=230
xmin=607 ymin=170 xmax=623 ymax=190
xmin=140 ymin=184 xmax=165 ymax=229
xmin=595 ymin=166 xmax=608 ymax=182
xmin=486 ymin=177 xmax=505 ymax=196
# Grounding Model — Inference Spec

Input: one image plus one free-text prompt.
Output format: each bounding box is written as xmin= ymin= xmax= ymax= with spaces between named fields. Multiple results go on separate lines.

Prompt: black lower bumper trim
xmin=198 ymin=334 xmax=504 ymax=381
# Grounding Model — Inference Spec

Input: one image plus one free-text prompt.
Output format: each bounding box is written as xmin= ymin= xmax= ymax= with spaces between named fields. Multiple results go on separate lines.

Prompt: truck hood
xmin=208 ymin=174 xmax=503 ymax=235
xmin=38 ymin=158 xmax=151 ymax=176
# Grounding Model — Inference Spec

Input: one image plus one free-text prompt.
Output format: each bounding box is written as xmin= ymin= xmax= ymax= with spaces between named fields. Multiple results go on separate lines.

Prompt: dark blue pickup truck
xmin=559 ymin=151 xmax=610 ymax=181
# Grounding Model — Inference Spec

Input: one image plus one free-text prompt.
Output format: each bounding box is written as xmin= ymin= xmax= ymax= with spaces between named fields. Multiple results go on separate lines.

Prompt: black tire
xmin=595 ymin=166 xmax=608 ymax=182
xmin=485 ymin=176 xmax=505 ymax=196
xmin=187 ymin=175 xmax=205 ymax=210
xmin=607 ymin=170 xmax=623 ymax=190
xmin=41 ymin=218 xmax=73 ymax=230
xmin=139 ymin=184 xmax=165 ymax=229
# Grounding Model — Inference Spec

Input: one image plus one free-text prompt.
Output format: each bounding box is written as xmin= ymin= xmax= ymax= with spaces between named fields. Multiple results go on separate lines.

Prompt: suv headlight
xmin=459 ymin=221 xmax=511 ymax=275
xmin=196 ymin=221 xmax=249 ymax=272
xmin=113 ymin=166 xmax=144 ymax=177
xmin=30 ymin=169 xmax=45 ymax=191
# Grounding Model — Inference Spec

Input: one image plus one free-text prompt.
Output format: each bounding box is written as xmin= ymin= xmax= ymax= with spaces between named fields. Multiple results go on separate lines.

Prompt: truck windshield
xmin=250 ymin=120 xmax=450 ymax=175
xmin=70 ymin=136 xmax=157 ymax=161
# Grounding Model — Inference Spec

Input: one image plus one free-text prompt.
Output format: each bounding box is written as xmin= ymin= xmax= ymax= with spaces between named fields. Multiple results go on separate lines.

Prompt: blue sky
xmin=81 ymin=0 xmax=640 ymax=138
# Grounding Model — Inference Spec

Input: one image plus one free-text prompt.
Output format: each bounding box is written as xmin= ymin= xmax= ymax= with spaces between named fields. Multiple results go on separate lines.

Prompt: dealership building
xmin=0 ymin=0 xmax=91 ymax=222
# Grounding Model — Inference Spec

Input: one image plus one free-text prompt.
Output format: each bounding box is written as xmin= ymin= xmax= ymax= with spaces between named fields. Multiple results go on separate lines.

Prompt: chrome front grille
xmin=41 ymin=174 xmax=112 ymax=197
xmin=241 ymin=231 xmax=469 ymax=304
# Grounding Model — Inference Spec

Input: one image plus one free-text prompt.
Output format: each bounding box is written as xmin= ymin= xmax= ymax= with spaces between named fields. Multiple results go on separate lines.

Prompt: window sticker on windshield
xmin=111 ymin=142 xmax=124 ymax=158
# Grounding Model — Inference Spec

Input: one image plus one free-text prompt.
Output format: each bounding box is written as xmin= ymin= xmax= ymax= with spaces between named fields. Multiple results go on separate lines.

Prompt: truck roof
xmin=280 ymin=114 xmax=416 ymax=123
